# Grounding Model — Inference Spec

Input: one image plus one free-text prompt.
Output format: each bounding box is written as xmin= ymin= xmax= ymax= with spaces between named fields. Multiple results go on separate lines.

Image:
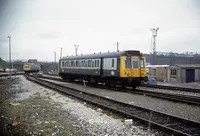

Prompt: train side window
xmin=95 ymin=60 xmax=97 ymax=67
xmin=88 ymin=60 xmax=92 ymax=67
xmin=125 ymin=58 xmax=131 ymax=68
xmin=117 ymin=57 xmax=120 ymax=69
xmin=65 ymin=61 xmax=68 ymax=67
xmin=67 ymin=61 xmax=70 ymax=67
xmin=97 ymin=60 xmax=99 ymax=67
xmin=76 ymin=61 xmax=78 ymax=67
xmin=68 ymin=61 xmax=70 ymax=67
xmin=112 ymin=59 xmax=114 ymax=67
xmin=78 ymin=61 xmax=80 ymax=67
xmin=81 ymin=61 xmax=84 ymax=67
xmin=62 ymin=61 xmax=64 ymax=67
xmin=92 ymin=60 xmax=94 ymax=67
xmin=85 ymin=60 xmax=87 ymax=67
xmin=132 ymin=58 xmax=138 ymax=68
xmin=71 ymin=61 xmax=74 ymax=67
xmin=140 ymin=58 xmax=144 ymax=68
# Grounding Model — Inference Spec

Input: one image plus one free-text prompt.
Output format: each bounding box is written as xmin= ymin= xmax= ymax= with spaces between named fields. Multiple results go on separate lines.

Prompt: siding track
xmin=39 ymin=75 xmax=200 ymax=106
xmin=142 ymin=84 xmax=200 ymax=93
xmin=25 ymin=75 xmax=200 ymax=136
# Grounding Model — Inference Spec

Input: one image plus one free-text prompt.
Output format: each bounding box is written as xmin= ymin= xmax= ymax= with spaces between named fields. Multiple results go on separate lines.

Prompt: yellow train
xmin=23 ymin=63 xmax=41 ymax=73
xmin=58 ymin=50 xmax=147 ymax=89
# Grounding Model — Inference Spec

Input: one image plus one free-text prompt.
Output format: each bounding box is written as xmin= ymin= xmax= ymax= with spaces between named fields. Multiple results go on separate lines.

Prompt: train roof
xmin=60 ymin=50 xmax=141 ymax=60
xmin=23 ymin=62 xmax=40 ymax=65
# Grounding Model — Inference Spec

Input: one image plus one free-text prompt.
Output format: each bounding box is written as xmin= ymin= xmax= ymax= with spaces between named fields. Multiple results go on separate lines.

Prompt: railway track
xmin=25 ymin=74 xmax=200 ymax=136
xmin=38 ymin=75 xmax=200 ymax=106
xmin=132 ymin=89 xmax=200 ymax=106
xmin=142 ymin=84 xmax=200 ymax=93
xmin=0 ymin=72 xmax=24 ymax=77
xmin=44 ymin=73 xmax=200 ymax=93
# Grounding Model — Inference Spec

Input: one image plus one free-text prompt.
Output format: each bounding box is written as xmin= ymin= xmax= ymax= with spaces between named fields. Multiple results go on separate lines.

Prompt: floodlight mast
xmin=74 ymin=45 xmax=79 ymax=56
xmin=150 ymin=27 xmax=159 ymax=54
xmin=150 ymin=27 xmax=159 ymax=65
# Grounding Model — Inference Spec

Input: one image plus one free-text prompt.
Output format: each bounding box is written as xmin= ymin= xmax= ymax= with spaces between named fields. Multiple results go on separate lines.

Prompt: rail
xmin=25 ymin=75 xmax=200 ymax=136
xmin=38 ymin=75 xmax=200 ymax=106
xmin=0 ymin=72 xmax=24 ymax=77
xmin=142 ymin=84 xmax=200 ymax=93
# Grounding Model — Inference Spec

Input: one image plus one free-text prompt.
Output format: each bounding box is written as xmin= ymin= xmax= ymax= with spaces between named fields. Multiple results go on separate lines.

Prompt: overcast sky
xmin=0 ymin=0 xmax=200 ymax=62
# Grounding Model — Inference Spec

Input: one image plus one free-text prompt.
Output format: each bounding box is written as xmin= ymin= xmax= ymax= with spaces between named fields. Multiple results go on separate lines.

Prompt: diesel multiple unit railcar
xmin=58 ymin=50 xmax=147 ymax=89
xmin=23 ymin=63 xmax=41 ymax=73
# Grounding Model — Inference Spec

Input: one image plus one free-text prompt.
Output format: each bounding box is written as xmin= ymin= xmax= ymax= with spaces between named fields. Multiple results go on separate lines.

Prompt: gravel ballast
xmin=0 ymin=75 xmax=156 ymax=135
xmin=40 ymin=78 xmax=200 ymax=122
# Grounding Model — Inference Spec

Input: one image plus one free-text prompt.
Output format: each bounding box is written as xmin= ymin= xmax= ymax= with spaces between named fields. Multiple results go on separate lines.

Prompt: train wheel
xmin=132 ymin=85 xmax=137 ymax=90
xmin=89 ymin=78 xmax=97 ymax=85
xmin=121 ymin=84 xmax=126 ymax=89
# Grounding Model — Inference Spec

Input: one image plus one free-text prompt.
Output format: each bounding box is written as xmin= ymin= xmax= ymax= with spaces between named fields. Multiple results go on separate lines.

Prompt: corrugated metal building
xmin=166 ymin=64 xmax=200 ymax=83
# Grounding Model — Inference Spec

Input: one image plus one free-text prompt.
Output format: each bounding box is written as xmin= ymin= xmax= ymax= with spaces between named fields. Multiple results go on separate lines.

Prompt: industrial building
xmin=146 ymin=65 xmax=169 ymax=82
xmin=166 ymin=64 xmax=200 ymax=83
xmin=144 ymin=53 xmax=200 ymax=65
xmin=147 ymin=64 xmax=200 ymax=83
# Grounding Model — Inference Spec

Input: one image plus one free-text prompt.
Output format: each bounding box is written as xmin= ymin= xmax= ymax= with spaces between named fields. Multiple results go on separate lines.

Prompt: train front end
xmin=120 ymin=52 xmax=147 ymax=89
xmin=23 ymin=64 xmax=31 ymax=73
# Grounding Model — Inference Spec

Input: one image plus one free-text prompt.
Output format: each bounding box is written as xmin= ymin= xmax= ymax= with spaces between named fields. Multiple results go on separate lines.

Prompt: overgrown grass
xmin=3 ymin=93 xmax=79 ymax=136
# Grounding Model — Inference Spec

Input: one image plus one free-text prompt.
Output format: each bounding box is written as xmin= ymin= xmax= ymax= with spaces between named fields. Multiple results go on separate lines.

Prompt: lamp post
xmin=54 ymin=51 xmax=56 ymax=63
xmin=115 ymin=42 xmax=120 ymax=52
xmin=60 ymin=47 xmax=62 ymax=59
xmin=8 ymin=35 xmax=11 ymax=78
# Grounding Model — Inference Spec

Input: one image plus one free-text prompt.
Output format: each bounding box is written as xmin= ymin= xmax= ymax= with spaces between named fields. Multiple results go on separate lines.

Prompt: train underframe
xmin=59 ymin=73 xmax=144 ymax=89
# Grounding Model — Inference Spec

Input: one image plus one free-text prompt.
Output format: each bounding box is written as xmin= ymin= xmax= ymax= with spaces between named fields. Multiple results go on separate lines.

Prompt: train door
xmin=100 ymin=58 xmax=103 ymax=76
xmin=131 ymin=57 xmax=139 ymax=77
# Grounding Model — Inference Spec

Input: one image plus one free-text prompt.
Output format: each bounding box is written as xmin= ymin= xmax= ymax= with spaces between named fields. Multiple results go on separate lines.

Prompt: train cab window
xmin=140 ymin=58 xmax=144 ymax=68
xmin=112 ymin=59 xmax=115 ymax=67
xmin=125 ymin=58 xmax=131 ymax=68
xmin=132 ymin=58 xmax=138 ymax=68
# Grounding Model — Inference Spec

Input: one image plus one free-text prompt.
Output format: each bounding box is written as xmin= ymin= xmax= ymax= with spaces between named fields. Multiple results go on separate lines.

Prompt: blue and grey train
xmin=58 ymin=50 xmax=147 ymax=89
